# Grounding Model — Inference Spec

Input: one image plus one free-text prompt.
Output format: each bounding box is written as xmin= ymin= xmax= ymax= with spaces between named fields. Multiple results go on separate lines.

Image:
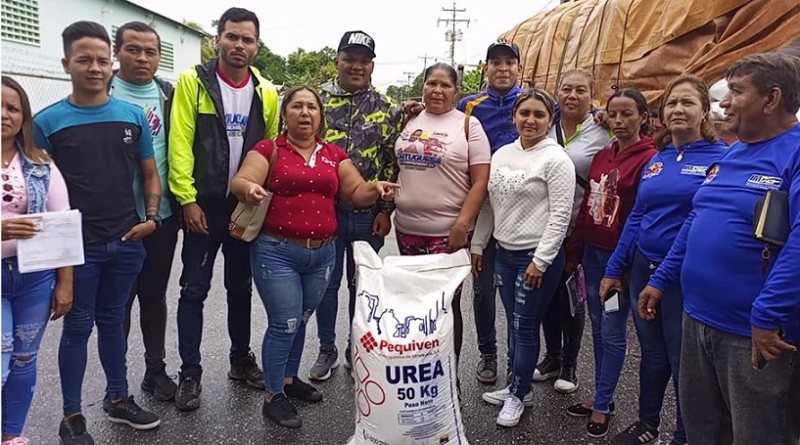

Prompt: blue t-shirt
xmin=110 ymin=76 xmax=173 ymax=220
xmin=33 ymin=97 xmax=154 ymax=244
xmin=605 ymin=139 xmax=727 ymax=278
xmin=649 ymin=124 xmax=800 ymax=342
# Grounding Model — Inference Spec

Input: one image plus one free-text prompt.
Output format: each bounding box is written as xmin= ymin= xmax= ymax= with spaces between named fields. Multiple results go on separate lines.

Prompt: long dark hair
xmin=656 ymin=74 xmax=717 ymax=149
xmin=280 ymin=85 xmax=326 ymax=137
xmin=606 ymin=87 xmax=650 ymax=135
xmin=1 ymin=76 xmax=49 ymax=164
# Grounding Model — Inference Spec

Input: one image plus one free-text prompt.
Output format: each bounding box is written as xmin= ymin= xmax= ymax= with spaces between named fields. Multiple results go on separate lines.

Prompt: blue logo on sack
xmin=363 ymin=291 xmax=446 ymax=339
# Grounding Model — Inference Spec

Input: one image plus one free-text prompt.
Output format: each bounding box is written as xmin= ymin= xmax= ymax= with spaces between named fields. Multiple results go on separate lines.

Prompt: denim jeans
xmin=177 ymin=201 xmax=253 ymax=374
xmin=680 ymin=314 xmax=799 ymax=445
xmin=496 ymin=246 xmax=564 ymax=400
xmin=629 ymin=248 xmax=686 ymax=442
xmin=472 ymin=238 xmax=498 ymax=356
xmin=251 ymin=234 xmax=335 ymax=394
xmin=2 ymin=258 xmax=54 ymax=435
xmin=59 ymin=239 xmax=146 ymax=414
xmin=125 ymin=214 xmax=180 ymax=372
xmin=541 ymin=237 xmax=585 ymax=367
xmin=583 ymin=244 xmax=629 ymax=414
xmin=315 ymin=209 xmax=384 ymax=349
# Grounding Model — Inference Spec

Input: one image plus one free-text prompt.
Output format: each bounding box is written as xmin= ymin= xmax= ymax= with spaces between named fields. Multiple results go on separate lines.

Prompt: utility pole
xmin=418 ymin=54 xmax=434 ymax=72
xmin=402 ymin=71 xmax=416 ymax=100
xmin=437 ymin=3 xmax=470 ymax=67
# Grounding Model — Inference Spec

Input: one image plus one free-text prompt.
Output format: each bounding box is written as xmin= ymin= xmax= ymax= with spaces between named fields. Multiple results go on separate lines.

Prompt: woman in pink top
xmin=393 ymin=63 xmax=491 ymax=364
xmin=1 ymin=76 xmax=72 ymax=445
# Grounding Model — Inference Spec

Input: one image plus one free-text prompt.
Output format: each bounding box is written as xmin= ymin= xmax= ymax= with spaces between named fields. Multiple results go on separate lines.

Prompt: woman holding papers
xmin=564 ymin=88 xmax=657 ymax=438
xmin=599 ymin=76 xmax=725 ymax=445
xmin=1 ymin=76 xmax=72 ymax=445
xmin=472 ymin=88 xmax=575 ymax=428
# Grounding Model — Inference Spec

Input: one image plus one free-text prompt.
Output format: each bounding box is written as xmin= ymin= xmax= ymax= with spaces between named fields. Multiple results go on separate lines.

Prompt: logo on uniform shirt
xmin=320 ymin=155 xmax=337 ymax=169
xmin=745 ymin=174 xmax=782 ymax=190
xmin=681 ymin=164 xmax=709 ymax=176
xmin=703 ymin=163 xmax=719 ymax=184
xmin=123 ymin=128 xmax=134 ymax=145
xmin=642 ymin=161 xmax=663 ymax=179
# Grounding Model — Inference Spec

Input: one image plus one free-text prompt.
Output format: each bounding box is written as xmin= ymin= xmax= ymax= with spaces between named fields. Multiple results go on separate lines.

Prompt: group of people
xmin=1 ymin=5 xmax=799 ymax=445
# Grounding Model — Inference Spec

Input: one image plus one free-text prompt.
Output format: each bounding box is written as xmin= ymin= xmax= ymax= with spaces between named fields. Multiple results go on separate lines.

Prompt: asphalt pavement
xmin=23 ymin=229 xmax=678 ymax=444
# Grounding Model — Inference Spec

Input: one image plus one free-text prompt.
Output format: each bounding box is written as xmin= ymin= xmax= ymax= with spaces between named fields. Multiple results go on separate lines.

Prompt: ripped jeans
xmin=496 ymin=246 xmax=564 ymax=400
xmin=251 ymin=234 xmax=335 ymax=395
xmin=2 ymin=257 xmax=55 ymax=436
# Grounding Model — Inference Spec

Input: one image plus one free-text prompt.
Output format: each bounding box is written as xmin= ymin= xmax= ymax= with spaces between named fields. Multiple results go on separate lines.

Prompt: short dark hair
xmin=424 ymin=63 xmax=458 ymax=86
xmin=114 ymin=21 xmax=161 ymax=54
xmin=726 ymin=53 xmax=800 ymax=115
xmin=62 ymin=21 xmax=110 ymax=57
xmin=607 ymin=87 xmax=651 ymax=135
xmin=218 ymin=7 xmax=260 ymax=38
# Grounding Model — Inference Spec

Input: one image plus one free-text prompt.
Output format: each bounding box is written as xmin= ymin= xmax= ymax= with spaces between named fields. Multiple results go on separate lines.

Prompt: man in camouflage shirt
xmin=309 ymin=30 xmax=404 ymax=381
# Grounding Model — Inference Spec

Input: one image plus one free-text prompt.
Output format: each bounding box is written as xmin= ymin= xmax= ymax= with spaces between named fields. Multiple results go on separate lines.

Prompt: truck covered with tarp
xmin=499 ymin=0 xmax=800 ymax=105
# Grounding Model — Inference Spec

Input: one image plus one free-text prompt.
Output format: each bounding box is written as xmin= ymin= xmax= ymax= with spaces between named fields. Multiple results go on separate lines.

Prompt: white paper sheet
xmin=16 ymin=210 xmax=84 ymax=273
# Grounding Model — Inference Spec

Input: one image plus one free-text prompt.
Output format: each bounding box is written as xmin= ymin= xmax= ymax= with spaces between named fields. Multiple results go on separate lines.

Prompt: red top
xmin=252 ymin=134 xmax=349 ymax=239
xmin=567 ymin=136 xmax=657 ymax=262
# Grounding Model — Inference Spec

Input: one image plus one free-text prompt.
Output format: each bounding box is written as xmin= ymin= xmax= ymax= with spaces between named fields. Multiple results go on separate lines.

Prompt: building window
xmin=1 ymin=0 xmax=41 ymax=46
xmin=161 ymin=41 xmax=174 ymax=71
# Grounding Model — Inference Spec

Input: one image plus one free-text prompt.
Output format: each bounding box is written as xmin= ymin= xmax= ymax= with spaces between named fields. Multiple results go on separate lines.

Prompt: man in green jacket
xmin=309 ymin=31 xmax=404 ymax=381
xmin=168 ymin=7 xmax=279 ymax=412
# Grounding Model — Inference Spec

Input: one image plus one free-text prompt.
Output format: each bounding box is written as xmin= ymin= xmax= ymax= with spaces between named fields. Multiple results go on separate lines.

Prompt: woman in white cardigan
xmin=471 ymin=88 xmax=575 ymax=428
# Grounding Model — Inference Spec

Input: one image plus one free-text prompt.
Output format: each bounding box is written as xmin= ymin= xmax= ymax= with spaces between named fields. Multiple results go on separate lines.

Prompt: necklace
xmin=676 ymin=143 xmax=690 ymax=162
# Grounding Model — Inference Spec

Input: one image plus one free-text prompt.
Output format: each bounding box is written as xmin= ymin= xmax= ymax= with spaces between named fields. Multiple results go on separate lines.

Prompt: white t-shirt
xmin=218 ymin=74 xmax=254 ymax=194
xmin=471 ymin=137 xmax=576 ymax=272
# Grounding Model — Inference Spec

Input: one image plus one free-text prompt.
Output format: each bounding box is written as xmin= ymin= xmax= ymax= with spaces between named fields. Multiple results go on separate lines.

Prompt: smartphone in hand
xmin=604 ymin=290 xmax=621 ymax=314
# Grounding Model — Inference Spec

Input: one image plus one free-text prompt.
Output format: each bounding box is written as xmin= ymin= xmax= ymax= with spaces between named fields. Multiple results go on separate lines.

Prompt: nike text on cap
xmin=338 ymin=30 xmax=376 ymax=58
xmin=486 ymin=39 xmax=520 ymax=61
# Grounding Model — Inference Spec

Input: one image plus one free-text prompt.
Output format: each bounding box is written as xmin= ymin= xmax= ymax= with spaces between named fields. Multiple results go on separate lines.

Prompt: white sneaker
xmin=496 ymin=395 xmax=524 ymax=427
xmin=481 ymin=386 xmax=534 ymax=406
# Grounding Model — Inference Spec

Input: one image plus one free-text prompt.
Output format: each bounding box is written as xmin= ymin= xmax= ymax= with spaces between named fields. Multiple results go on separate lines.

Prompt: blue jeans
xmin=315 ymin=209 xmax=383 ymax=348
xmin=629 ymin=248 xmax=686 ymax=442
xmin=59 ymin=240 xmax=145 ymax=415
xmin=2 ymin=258 xmax=54 ymax=435
xmin=583 ymin=244 xmax=629 ymax=414
xmin=472 ymin=238 xmax=498 ymax=356
xmin=496 ymin=246 xmax=564 ymax=400
xmin=251 ymin=234 xmax=335 ymax=394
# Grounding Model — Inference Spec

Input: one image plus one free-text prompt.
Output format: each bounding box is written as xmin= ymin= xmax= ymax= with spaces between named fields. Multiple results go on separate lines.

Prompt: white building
xmin=2 ymin=0 xmax=207 ymax=111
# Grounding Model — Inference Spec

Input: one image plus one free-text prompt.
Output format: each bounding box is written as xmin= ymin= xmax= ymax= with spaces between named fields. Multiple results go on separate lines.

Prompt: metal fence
xmin=1 ymin=71 xmax=73 ymax=113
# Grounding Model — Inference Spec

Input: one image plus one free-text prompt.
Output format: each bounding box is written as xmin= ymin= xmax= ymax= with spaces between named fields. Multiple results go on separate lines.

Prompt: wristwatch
xmin=145 ymin=214 xmax=162 ymax=228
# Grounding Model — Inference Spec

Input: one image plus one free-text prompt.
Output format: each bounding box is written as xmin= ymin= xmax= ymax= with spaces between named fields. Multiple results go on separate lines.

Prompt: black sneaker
xmin=567 ymin=402 xmax=616 ymax=417
xmin=229 ymin=353 xmax=265 ymax=389
xmin=612 ymin=421 xmax=660 ymax=445
xmin=141 ymin=368 xmax=178 ymax=402
xmin=263 ymin=394 xmax=302 ymax=428
xmin=284 ymin=378 xmax=323 ymax=403
xmin=588 ymin=413 xmax=612 ymax=438
xmin=175 ymin=372 xmax=202 ymax=412
xmin=104 ymin=396 xmax=160 ymax=430
xmin=58 ymin=414 xmax=95 ymax=445
xmin=475 ymin=353 xmax=498 ymax=384
xmin=533 ymin=356 xmax=561 ymax=382
xmin=344 ymin=345 xmax=353 ymax=370
xmin=554 ymin=363 xmax=580 ymax=394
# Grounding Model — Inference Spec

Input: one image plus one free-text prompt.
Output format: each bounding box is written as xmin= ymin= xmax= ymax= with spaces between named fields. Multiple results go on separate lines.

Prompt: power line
xmin=437 ymin=2 xmax=471 ymax=66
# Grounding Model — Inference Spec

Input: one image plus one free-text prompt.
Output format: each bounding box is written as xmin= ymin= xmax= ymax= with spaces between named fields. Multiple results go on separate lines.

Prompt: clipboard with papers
xmin=565 ymin=264 xmax=587 ymax=317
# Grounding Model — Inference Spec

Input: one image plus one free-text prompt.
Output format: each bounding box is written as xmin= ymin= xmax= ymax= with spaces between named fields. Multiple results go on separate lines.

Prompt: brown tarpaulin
xmin=499 ymin=0 xmax=800 ymax=105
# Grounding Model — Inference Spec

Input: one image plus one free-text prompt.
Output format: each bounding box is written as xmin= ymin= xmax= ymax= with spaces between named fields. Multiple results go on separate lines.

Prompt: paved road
xmin=24 ymin=230 xmax=678 ymax=444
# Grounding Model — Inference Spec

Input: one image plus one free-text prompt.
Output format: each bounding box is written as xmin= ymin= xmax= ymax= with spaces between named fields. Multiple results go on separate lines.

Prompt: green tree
xmin=284 ymin=47 xmax=337 ymax=87
xmin=252 ymin=44 xmax=286 ymax=85
xmin=184 ymin=20 xmax=216 ymax=63
xmin=460 ymin=65 xmax=484 ymax=95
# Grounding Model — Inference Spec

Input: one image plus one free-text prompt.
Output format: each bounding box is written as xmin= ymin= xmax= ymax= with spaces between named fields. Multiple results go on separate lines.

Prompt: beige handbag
xmin=229 ymin=144 xmax=278 ymax=242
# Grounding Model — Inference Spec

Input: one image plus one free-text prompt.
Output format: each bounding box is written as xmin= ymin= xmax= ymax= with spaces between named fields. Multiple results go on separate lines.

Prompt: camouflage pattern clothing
xmin=320 ymin=79 xmax=403 ymax=210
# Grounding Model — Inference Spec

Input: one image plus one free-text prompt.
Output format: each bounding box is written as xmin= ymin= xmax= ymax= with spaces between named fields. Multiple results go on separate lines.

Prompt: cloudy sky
xmin=129 ymin=0 xmax=556 ymax=90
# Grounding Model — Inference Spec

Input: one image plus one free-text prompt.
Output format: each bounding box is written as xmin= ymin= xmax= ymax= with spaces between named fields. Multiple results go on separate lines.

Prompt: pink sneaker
xmin=1 ymin=437 xmax=30 ymax=445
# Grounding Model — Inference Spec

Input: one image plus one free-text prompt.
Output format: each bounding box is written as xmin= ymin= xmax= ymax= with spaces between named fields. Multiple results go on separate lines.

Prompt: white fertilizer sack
xmin=347 ymin=241 xmax=471 ymax=445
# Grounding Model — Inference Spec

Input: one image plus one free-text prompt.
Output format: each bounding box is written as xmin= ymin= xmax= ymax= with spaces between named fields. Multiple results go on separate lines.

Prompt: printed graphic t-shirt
xmin=110 ymin=76 xmax=172 ymax=219
xmin=393 ymin=109 xmax=491 ymax=237
xmin=218 ymin=70 xmax=254 ymax=194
